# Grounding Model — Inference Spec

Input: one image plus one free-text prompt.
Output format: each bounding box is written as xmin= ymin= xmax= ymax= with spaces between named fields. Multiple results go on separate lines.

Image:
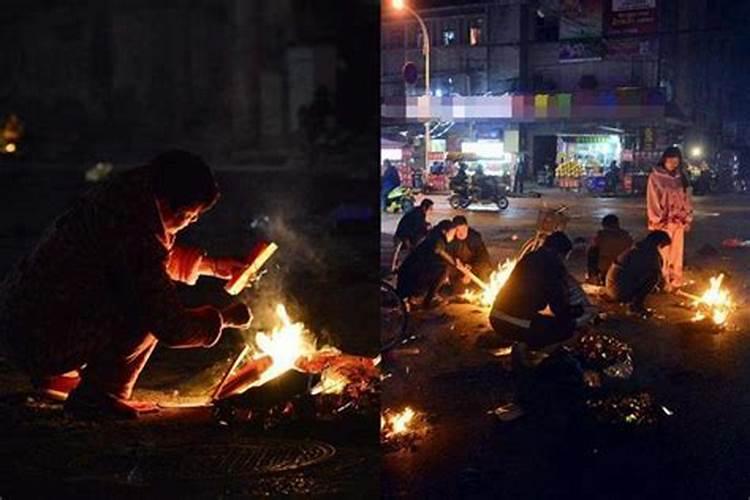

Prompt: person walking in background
xmin=381 ymin=160 xmax=401 ymax=211
xmin=646 ymin=146 xmax=693 ymax=291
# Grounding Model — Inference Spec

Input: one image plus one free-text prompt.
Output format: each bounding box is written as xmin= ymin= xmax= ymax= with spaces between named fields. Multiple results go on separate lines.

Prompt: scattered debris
xmin=488 ymin=346 xmax=513 ymax=357
xmin=721 ymin=238 xmax=750 ymax=248
xmin=488 ymin=402 xmax=524 ymax=422
xmin=85 ymin=162 xmax=113 ymax=182
xmin=587 ymin=392 xmax=664 ymax=428
xmin=575 ymin=333 xmax=634 ymax=380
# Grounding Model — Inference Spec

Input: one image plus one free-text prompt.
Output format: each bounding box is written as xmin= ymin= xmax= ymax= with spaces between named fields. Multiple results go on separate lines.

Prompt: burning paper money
xmin=381 ymin=406 xmax=429 ymax=451
xmin=214 ymin=304 xmax=379 ymax=401
xmin=213 ymin=304 xmax=316 ymax=399
xmin=463 ymin=258 xmax=517 ymax=307
xmin=690 ymin=274 xmax=734 ymax=326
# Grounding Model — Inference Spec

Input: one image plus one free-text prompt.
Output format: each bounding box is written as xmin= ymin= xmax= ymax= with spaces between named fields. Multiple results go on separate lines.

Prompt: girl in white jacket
xmin=646 ymin=146 xmax=693 ymax=291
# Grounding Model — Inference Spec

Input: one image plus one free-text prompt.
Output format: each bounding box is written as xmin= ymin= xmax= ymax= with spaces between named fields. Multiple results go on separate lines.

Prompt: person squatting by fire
xmin=489 ymin=232 xmax=584 ymax=367
xmin=0 ymin=150 xmax=254 ymax=419
xmin=446 ymin=216 xmax=492 ymax=294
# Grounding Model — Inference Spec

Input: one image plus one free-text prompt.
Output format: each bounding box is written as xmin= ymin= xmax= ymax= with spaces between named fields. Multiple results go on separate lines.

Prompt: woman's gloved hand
xmin=204 ymin=257 xmax=247 ymax=280
xmin=221 ymin=302 xmax=253 ymax=329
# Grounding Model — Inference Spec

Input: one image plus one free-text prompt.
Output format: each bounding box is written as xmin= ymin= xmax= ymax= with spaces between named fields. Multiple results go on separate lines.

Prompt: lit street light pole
xmin=393 ymin=0 xmax=431 ymax=175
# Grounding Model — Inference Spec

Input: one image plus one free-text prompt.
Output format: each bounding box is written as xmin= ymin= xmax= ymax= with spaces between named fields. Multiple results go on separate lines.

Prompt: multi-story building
xmin=382 ymin=0 xmax=736 ymax=177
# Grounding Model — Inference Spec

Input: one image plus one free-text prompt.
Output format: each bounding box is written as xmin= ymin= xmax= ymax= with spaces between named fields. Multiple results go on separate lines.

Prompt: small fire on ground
xmin=463 ymin=258 xmax=517 ymax=307
xmin=381 ymin=406 xmax=429 ymax=448
xmin=214 ymin=304 xmax=379 ymax=400
xmin=690 ymin=274 xmax=734 ymax=326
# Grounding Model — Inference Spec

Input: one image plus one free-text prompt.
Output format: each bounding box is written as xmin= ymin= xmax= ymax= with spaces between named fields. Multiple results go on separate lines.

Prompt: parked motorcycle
xmin=385 ymin=186 xmax=416 ymax=213
xmin=448 ymin=175 xmax=509 ymax=211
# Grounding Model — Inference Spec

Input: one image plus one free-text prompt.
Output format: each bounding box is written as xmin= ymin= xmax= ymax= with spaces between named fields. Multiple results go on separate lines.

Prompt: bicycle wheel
xmin=381 ymin=280 xmax=408 ymax=351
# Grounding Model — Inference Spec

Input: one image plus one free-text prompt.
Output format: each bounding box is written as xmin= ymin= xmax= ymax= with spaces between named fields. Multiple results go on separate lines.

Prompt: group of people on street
xmin=393 ymin=199 xmax=492 ymax=309
xmin=394 ymin=146 xmax=693 ymax=368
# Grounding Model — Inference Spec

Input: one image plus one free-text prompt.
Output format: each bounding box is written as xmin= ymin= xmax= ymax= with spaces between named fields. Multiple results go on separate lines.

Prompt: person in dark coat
xmin=490 ymin=232 xmax=583 ymax=355
xmin=397 ymin=220 xmax=459 ymax=309
xmin=606 ymin=230 xmax=671 ymax=316
xmin=381 ymin=160 xmax=401 ymax=210
xmin=394 ymin=198 xmax=433 ymax=249
xmin=447 ymin=215 xmax=492 ymax=290
xmin=0 ymin=151 xmax=252 ymax=418
xmin=586 ymin=214 xmax=634 ymax=285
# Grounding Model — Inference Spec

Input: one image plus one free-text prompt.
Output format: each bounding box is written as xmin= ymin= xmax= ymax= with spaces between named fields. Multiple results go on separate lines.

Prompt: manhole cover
xmin=147 ymin=439 xmax=337 ymax=480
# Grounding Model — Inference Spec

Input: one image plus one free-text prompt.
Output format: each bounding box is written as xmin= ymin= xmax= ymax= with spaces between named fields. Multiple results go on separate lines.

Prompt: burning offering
xmin=381 ymin=406 xmax=429 ymax=451
xmin=688 ymin=273 xmax=734 ymax=326
xmin=213 ymin=304 xmax=317 ymax=399
xmin=212 ymin=303 xmax=380 ymax=425
xmin=463 ymin=258 xmax=517 ymax=307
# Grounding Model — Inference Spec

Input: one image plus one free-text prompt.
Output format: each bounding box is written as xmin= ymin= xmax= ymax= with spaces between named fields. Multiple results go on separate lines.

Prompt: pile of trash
xmin=574 ymin=332 xmax=634 ymax=379
xmin=517 ymin=331 xmax=669 ymax=430
xmin=586 ymin=392 xmax=668 ymax=428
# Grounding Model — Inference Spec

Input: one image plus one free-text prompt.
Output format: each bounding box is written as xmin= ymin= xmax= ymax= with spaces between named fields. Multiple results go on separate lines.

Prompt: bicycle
xmin=517 ymin=205 xmax=570 ymax=259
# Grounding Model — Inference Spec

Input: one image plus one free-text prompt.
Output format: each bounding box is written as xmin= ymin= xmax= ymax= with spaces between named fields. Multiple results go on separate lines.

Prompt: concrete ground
xmin=0 ymin=163 xmax=380 ymax=497
xmin=382 ymin=188 xmax=750 ymax=499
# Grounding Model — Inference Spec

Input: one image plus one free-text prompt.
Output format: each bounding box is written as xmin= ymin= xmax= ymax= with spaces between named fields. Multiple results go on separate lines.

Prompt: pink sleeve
xmin=646 ymin=175 xmax=665 ymax=230
xmin=166 ymin=246 xmax=205 ymax=285
xmin=684 ymin=190 xmax=694 ymax=225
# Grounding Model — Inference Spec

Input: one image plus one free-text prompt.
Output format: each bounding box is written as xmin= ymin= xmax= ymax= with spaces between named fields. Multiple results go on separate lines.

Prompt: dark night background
xmin=0 ymin=1 xmax=383 ymax=497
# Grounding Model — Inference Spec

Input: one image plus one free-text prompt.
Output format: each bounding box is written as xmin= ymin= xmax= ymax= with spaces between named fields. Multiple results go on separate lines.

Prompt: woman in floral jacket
xmin=646 ymin=146 xmax=693 ymax=291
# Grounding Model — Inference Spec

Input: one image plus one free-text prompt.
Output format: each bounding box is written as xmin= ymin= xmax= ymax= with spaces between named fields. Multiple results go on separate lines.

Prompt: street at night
xmin=382 ymin=191 xmax=750 ymax=498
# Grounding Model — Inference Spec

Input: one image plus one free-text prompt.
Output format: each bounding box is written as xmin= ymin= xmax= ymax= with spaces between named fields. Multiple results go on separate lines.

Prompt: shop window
xmin=469 ymin=18 xmax=483 ymax=46
xmin=442 ymin=29 xmax=457 ymax=46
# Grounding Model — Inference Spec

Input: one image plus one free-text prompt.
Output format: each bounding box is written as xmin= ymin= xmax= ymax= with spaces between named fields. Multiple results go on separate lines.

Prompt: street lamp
xmin=392 ymin=0 xmax=432 ymax=174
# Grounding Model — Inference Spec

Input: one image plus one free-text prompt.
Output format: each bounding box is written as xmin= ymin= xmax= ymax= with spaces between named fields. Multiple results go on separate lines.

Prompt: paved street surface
xmin=382 ymin=189 xmax=750 ymax=499
xmin=0 ymin=164 xmax=380 ymax=497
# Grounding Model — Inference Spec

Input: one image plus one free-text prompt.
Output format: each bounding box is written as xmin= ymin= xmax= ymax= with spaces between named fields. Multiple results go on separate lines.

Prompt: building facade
xmin=382 ymin=0 xmax=736 ymax=175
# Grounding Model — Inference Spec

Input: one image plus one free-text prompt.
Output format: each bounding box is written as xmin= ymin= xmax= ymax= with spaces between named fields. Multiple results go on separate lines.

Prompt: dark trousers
xmin=397 ymin=262 xmax=448 ymax=304
xmin=586 ymin=247 xmax=602 ymax=283
xmin=607 ymin=272 xmax=659 ymax=308
xmin=490 ymin=313 xmax=577 ymax=351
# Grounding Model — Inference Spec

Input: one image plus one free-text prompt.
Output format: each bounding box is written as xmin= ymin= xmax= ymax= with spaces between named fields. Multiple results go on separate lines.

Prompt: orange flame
xmin=692 ymin=274 xmax=733 ymax=326
xmin=463 ymin=258 xmax=517 ymax=307
xmin=381 ymin=406 xmax=427 ymax=441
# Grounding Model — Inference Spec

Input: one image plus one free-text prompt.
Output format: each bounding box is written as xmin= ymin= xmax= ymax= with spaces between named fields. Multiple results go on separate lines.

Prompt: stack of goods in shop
xmin=555 ymin=159 xmax=585 ymax=189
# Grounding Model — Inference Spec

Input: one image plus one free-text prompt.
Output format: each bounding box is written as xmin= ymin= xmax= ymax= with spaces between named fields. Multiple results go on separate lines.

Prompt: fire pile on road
xmin=212 ymin=304 xmax=379 ymax=426
xmin=381 ymin=406 xmax=429 ymax=452
xmin=463 ymin=258 xmax=517 ymax=307
xmin=687 ymin=273 xmax=734 ymax=327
